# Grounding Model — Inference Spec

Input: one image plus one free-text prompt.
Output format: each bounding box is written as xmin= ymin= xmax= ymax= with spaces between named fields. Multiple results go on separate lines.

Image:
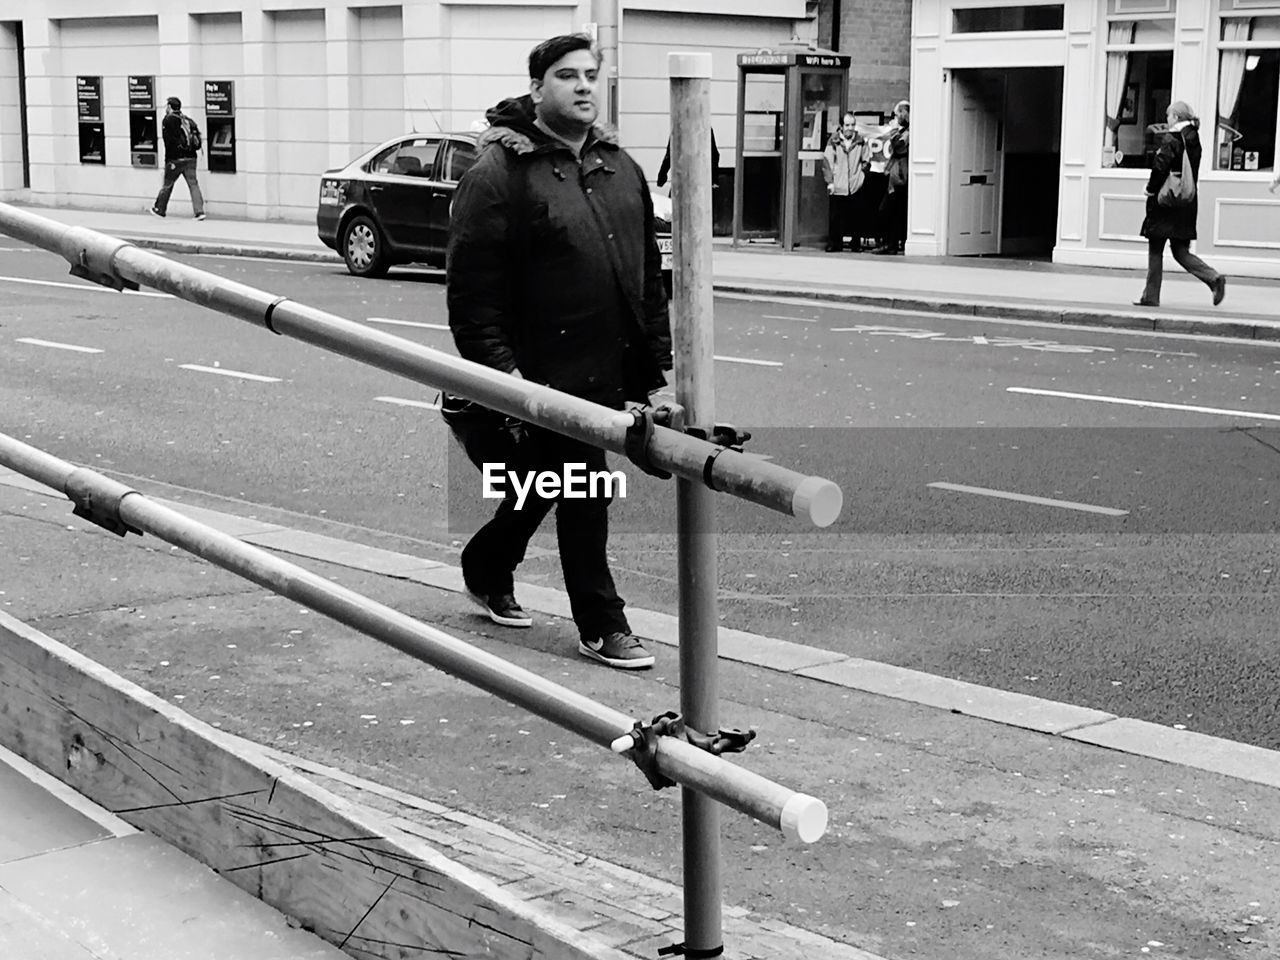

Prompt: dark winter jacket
xmin=1141 ymin=120 xmax=1201 ymax=242
xmin=446 ymin=95 xmax=671 ymax=409
xmin=161 ymin=112 xmax=198 ymax=163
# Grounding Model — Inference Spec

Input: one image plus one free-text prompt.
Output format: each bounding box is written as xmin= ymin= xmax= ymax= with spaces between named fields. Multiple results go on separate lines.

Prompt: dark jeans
xmin=879 ymin=185 xmax=908 ymax=250
xmin=154 ymin=158 xmax=205 ymax=216
xmin=458 ymin=423 xmax=628 ymax=641
xmin=1140 ymin=237 xmax=1220 ymax=304
xmin=826 ymin=194 xmax=858 ymax=251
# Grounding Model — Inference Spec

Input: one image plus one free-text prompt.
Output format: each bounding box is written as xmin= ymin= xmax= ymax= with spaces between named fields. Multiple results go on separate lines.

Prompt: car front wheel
xmin=342 ymin=214 xmax=389 ymax=278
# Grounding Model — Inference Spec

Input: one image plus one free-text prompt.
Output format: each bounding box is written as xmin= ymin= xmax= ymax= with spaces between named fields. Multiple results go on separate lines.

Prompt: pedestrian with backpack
xmin=1135 ymin=101 xmax=1225 ymax=307
xmin=150 ymin=97 xmax=206 ymax=220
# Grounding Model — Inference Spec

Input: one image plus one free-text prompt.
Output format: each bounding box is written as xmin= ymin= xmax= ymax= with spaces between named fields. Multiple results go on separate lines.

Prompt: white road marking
xmin=1124 ymin=347 xmax=1198 ymax=357
xmin=366 ymin=316 xmax=451 ymax=331
xmin=928 ymin=482 xmax=1129 ymax=517
xmin=762 ymin=315 xmax=817 ymax=323
xmin=0 ymin=275 xmax=171 ymax=298
xmin=1007 ymin=386 xmax=1280 ymax=423
xmin=15 ymin=337 xmax=103 ymax=354
xmin=179 ymin=363 xmax=281 ymax=383
xmin=375 ymin=396 xmax=441 ymax=410
xmin=714 ymin=355 xmax=783 ymax=367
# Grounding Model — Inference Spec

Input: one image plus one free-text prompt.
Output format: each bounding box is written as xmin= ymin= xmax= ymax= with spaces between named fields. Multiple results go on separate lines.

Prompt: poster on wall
xmin=76 ymin=76 xmax=105 ymax=164
xmin=204 ymin=80 xmax=236 ymax=173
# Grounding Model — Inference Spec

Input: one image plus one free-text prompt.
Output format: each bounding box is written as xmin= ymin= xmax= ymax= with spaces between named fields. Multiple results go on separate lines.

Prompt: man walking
xmin=446 ymin=34 xmax=672 ymax=670
xmin=150 ymin=97 xmax=205 ymax=220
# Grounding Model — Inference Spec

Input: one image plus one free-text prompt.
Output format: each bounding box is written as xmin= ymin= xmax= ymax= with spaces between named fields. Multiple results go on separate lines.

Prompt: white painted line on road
xmin=1007 ymin=386 xmax=1280 ymax=423
xmin=714 ymin=355 xmax=783 ymax=367
xmin=0 ymin=275 xmax=171 ymax=298
xmin=15 ymin=337 xmax=104 ymax=354
xmin=928 ymin=481 xmax=1129 ymax=517
xmin=762 ymin=314 xmax=817 ymax=323
xmin=366 ymin=316 xmax=451 ymax=331
xmin=1124 ymin=347 xmax=1198 ymax=358
xmin=178 ymin=363 xmax=281 ymax=383
xmin=375 ymin=396 xmax=441 ymax=410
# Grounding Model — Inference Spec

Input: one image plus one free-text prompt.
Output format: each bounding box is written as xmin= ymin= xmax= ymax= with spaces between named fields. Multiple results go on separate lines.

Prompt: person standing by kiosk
xmin=823 ymin=112 xmax=868 ymax=252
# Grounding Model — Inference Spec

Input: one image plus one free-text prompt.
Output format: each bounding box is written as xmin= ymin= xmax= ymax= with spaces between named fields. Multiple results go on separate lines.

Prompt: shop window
xmin=953 ymin=5 xmax=1064 ymax=33
xmin=1215 ymin=16 xmax=1280 ymax=172
xmin=1102 ymin=18 xmax=1174 ymax=169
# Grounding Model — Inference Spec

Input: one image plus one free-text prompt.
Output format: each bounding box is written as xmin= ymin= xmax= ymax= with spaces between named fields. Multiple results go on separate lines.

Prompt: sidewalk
xmin=1 ymin=465 xmax=1278 ymax=960
xmin=10 ymin=202 xmax=1280 ymax=342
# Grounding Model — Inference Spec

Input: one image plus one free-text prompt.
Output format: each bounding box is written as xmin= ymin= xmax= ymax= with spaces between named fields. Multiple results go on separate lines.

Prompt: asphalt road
xmin=2 ymin=248 xmax=1280 ymax=747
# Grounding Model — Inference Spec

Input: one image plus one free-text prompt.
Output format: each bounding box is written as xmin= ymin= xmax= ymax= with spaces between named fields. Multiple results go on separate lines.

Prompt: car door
xmin=428 ymin=138 xmax=478 ymax=254
xmin=365 ymin=137 xmax=441 ymax=252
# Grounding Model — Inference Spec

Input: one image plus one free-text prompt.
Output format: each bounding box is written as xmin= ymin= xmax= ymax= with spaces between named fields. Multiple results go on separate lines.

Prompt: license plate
xmin=658 ymin=236 xmax=673 ymax=271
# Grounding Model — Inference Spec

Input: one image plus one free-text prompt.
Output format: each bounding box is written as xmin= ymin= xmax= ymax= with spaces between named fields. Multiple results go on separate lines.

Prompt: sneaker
xmin=147 ymin=207 xmax=165 ymax=218
xmin=465 ymin=588 xmax=532 ymax=628
xmin=194 ymin=213 xmax=207 ymax=221
xmin=578 ymin=632 xmax=655 ymax=670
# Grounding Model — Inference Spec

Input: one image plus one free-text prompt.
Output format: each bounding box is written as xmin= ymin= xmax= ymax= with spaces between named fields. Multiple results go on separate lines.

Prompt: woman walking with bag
xmin=1135 ymin=101 xmax=1226 ymax=307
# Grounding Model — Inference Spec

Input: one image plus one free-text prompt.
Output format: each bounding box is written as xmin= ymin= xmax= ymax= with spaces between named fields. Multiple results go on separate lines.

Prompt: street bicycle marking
xmin=1007 ymin=387 xmax=1280 ymax=423
xmin=928 ymin=482 xmax=1129 ymax=517
xmin=762 ymin=315 xmax=818 ymax=323
xmin=178 ymin=363 xmax=281 ymax=383
xmin=366 ymin=316 xmax=451 ymax=331
xmin=714 ymin=355 xmax=784 ymax=367
xmin=0 ymin=275 xmax=171 ymax=298
xmin=375 ymin=396 xmax=441 ymax=410
xmin=15 ymin=337 xmax=104 ymax=354
xmin=830 ymin=322 xmax=1114 ymax=354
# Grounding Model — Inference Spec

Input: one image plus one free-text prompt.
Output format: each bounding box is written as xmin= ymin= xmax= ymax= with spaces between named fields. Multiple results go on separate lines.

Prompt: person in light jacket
xmin=822 ymin=112 xmax=868 ymax=252
xmin=1135 ymin=101 xmax=1226 ymax=307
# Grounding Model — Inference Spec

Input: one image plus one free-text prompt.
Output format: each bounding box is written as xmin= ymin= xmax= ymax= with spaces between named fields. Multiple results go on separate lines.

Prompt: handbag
xmin=440 ymin=392 xmax=526 ymax=468
xmin=1157 ymin=132 xmax=1196 ymax=208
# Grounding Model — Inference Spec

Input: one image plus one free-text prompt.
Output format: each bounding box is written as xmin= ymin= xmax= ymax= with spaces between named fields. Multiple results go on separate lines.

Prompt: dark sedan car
xmin=317 ymin=132 xmax=673 ymax=286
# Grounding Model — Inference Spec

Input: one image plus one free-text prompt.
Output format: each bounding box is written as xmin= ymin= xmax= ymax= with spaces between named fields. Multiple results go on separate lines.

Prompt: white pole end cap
xmin=780 ymin=793 xmax=828 ymax=844
xmin=793 ymin=477 xmax=842 ymax=528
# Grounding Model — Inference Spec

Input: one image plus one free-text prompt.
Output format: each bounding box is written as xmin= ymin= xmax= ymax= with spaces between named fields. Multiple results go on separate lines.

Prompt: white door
xmin=948 ymin=72 xmax=1005 ymax=256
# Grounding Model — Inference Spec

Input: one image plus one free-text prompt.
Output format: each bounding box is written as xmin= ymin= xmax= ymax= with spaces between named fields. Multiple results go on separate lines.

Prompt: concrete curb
xmin=108 ymin=235 xmax=1280 ymax=344
xmin=715 ymin=280 xmax=1280 ymax=342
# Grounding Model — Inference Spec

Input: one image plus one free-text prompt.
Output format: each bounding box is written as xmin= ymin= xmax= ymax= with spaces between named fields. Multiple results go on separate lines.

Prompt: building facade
xmin=909 ymin=0 xmax=1280 ymax=277
xmin=0 ymin=0 xmax=819 ymax=222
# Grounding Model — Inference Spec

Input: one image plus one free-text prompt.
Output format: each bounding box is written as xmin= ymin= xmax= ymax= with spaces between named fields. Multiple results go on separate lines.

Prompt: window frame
xmin=1099 ymin=12 xmax=1176 ymax=174
xmin=1210 ymin=12 xmax=1280 ymax=177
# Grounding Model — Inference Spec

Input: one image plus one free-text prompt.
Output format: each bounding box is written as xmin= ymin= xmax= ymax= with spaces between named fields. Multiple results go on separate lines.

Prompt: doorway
xmin=947 ymin=66 xmax=1062 ymax=258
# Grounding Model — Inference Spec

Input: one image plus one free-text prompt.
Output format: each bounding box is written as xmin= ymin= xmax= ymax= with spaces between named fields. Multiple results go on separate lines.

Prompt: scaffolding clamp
xmin=64 ymin=469 xmax=141 ymax=538
xmin=684 ymin=423 xmax=752 ymax=492
xmin=63 ymin=228 xmax=140 ymax=292
xmin=613 ymin=711 xmax=757 ymax=791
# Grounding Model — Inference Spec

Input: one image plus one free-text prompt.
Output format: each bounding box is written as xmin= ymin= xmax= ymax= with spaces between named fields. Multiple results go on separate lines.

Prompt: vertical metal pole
xmin=668 ymin=52 xmax=721 ymax=959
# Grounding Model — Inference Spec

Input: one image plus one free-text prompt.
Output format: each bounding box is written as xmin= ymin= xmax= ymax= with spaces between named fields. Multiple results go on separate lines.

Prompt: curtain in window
xmin=1218 ymin=18 xmax=1253 ymax=142
xmin=1105 ymin=21 xmax=1136 ymax=149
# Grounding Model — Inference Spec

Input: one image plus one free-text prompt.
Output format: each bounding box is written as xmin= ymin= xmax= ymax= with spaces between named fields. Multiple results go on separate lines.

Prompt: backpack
xmin=179 ymin=115 xmax=202 ymax=153
xmin=1157 ymin=132 xmax=1195 ymax=208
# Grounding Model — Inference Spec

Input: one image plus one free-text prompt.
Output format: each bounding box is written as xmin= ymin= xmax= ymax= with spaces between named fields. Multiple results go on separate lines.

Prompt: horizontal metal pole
xmin=0 ymin=202 xmax=841 ymax=528
xmin=0 ymin=431 xmax=827 ymax=842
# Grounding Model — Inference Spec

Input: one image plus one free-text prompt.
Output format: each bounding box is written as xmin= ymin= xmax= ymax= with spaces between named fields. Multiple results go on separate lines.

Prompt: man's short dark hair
xmin=528 ymin=34 xmax=598 ymax=80
xmin=167 ymin=97 xmax=182 ymax=111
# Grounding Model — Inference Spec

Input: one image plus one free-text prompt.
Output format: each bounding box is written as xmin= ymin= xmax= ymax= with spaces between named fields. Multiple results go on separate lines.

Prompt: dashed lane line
xmin=714 ymin=355 xmax=783 ymax=367
xmin=1008 ymin=386 xmax=1280 ymax=423
xmin=365 ymin=317 xmax=451 ymax=331
xmin=927 ymin=481 xmax=1129 ymax=517
xmin=0 ymin=274 xmax=171 ymax=298
xmin=14 ymin=337 xmax=104 ymax=354
xmin=178 ymin=363 xmax=282 ymax=383
xmin=375 ymin=396 xmax=441 ymax=410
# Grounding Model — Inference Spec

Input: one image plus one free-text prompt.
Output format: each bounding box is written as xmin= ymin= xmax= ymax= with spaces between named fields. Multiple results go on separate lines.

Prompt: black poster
xmin=76 ymin=76 xmax=102 ymax=122
xmin=128 ymin=75 xmax=154 ymax=110
xmin=204 ymin=80 xmax=234 ymax=117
